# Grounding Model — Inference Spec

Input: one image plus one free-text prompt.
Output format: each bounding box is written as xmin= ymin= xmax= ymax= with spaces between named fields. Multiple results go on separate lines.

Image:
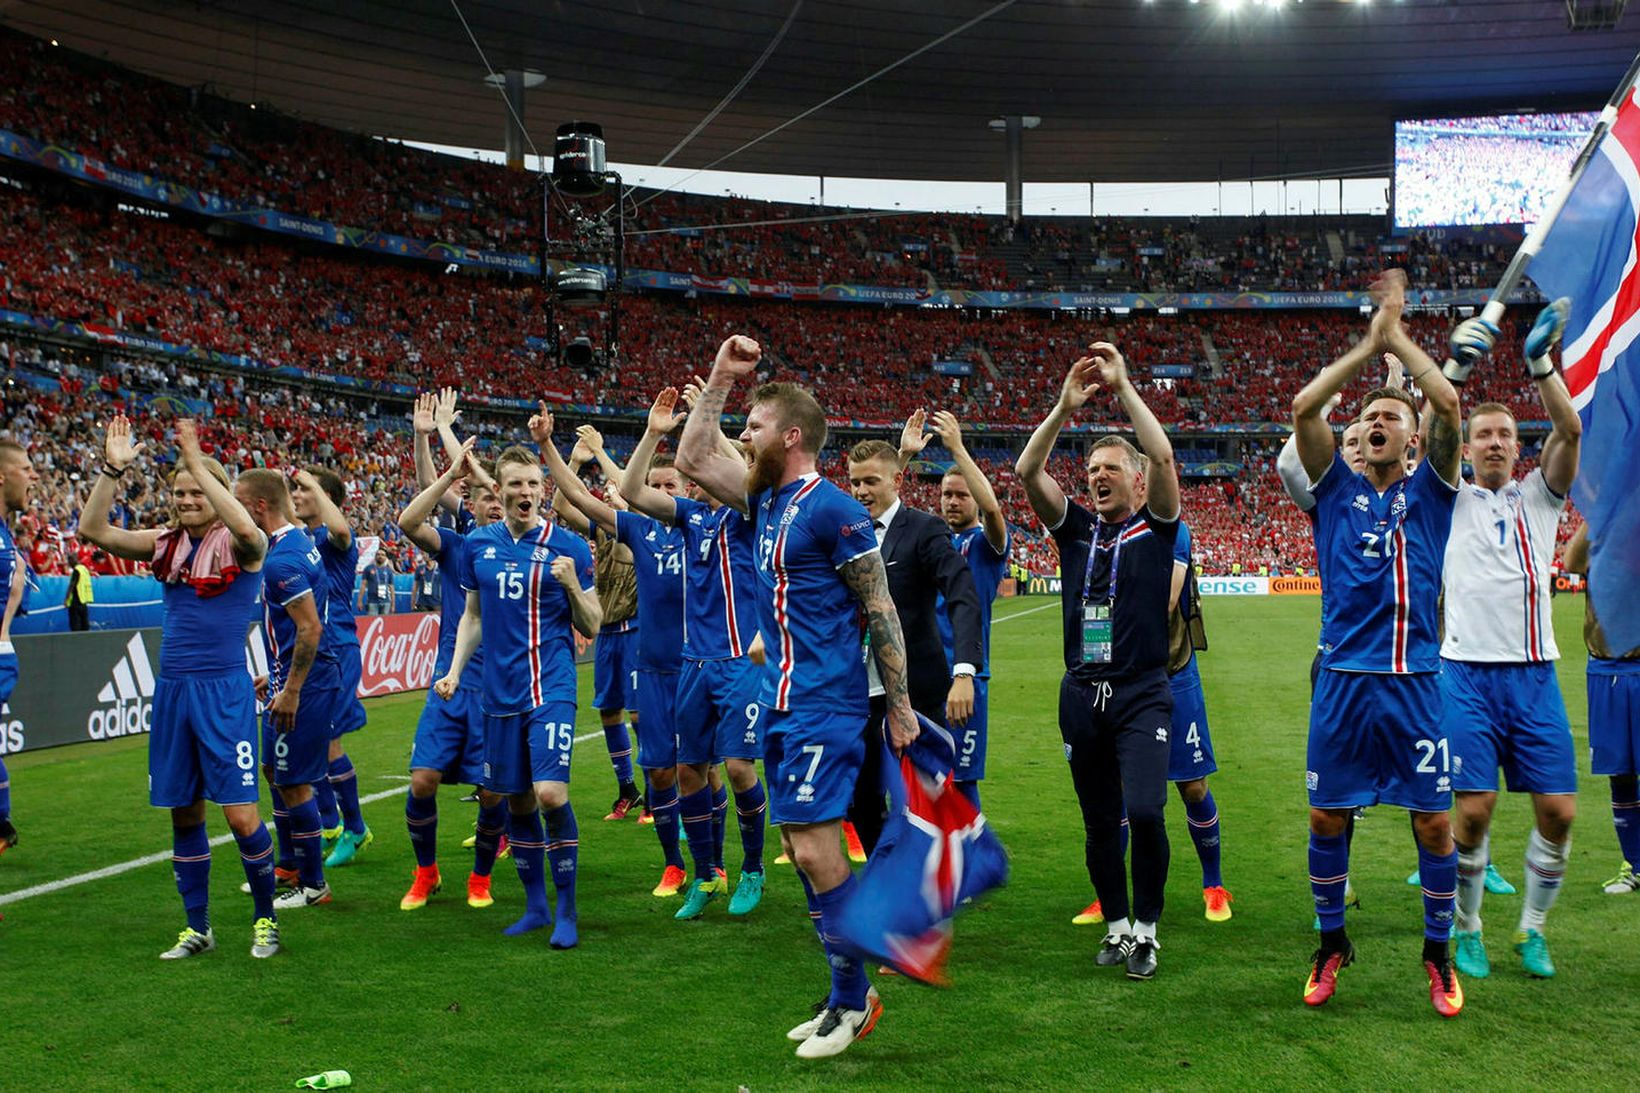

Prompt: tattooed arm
xmin=677 ymin=336 xmax=759 ymax=514
xmin=840 ymin=551 xmax=920 ymax=752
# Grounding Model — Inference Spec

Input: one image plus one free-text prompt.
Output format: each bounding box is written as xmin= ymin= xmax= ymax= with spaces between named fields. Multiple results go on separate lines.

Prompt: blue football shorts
xmin=1306 ymin=669 xmax=1451 ymax=813
xmin=593 ymin=626 xmax=640 ymax=713
xmin=1167 ymin=658 xmax=1218 ymax=783
xmin=481 ymin=701 xmax=578 ymax=795
xmin=634 ymin=668 xmax=679 ymax=770
xmin=675 ymin=657 xmax=764 ymax=765
xmin=330 ymin=639 xmax=368 ymax=737
xmin=410 ymin=683 xmax=486 ymax=785
xmin=1442 ymin=659 xmax=1575 ymax=795
xmin=0 ymin=647 xmax=16 ymax=707
xmin=763 ymin=704 xmax=867 ymax=826
xmin=951 ymin=676 xmax=991 ymax=782
xmin=150 ymin=670 xmax=262 ymax=807
xmin=1589 ymin=661 xmax=1640 ymax=777
xmin=262 ymin=672 xmax=341 ymax=789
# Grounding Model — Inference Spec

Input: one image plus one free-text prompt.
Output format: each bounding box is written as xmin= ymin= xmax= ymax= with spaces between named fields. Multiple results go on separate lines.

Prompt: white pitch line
xmin=992 ymin=600 xmax=1057 ymax=624
xmin=0 ymin=728 xmax=609 ymax=906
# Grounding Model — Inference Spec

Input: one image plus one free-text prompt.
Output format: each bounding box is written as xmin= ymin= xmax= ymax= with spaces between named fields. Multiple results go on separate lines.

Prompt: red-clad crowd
xmin=1 ymin=28 xmax=1511 ymax=299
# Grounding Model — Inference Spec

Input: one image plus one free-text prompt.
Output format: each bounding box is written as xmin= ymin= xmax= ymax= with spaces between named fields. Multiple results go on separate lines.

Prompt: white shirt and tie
xmin=863 ymin=498 xmax=976 ymax=698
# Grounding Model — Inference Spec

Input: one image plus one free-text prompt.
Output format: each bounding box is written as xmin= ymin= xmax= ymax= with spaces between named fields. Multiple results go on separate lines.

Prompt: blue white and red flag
xmin=836 ymin=714 xmax=1009 ymax=986
xmin=1530 ymin=84 xmax=1640 ymax=654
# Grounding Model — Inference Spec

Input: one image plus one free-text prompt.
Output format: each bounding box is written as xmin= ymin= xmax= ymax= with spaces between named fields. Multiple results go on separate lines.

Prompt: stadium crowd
xmin=1 ymin=28 xmax=1516 ymax=299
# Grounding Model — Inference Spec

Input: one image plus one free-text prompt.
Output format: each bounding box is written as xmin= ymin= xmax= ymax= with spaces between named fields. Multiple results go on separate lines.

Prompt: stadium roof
xmin=10 ymin=0 xmax=1640 ymax=183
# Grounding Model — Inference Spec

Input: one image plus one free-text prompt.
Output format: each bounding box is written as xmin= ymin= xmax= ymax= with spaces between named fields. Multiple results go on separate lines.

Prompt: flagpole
xmin=1478 ymin=49 xmax=1640 ymax=329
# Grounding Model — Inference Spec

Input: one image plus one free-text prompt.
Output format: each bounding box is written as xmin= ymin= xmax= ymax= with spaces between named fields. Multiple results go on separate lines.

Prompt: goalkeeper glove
xmin=1525 ymin=297 xmax=1572 ymax=380
xmin=1442 ymin=316 xmax=1500 ymax=385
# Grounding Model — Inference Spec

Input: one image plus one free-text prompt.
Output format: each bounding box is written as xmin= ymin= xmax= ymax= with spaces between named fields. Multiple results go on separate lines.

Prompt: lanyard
xmin=1082 ymin=513 xmax=1138 ymax=607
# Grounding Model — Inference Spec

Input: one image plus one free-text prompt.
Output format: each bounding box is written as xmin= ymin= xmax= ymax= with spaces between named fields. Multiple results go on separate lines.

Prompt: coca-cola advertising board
xmin=354 ymin=613 xmax=594 ymax=698
xmin=358 ymin=612 xmax=441 ymax=697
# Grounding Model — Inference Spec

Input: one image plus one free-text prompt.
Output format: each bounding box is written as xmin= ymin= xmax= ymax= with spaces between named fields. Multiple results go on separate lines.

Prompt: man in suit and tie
xmin=845 ymin=439 xmax=985 ymax=856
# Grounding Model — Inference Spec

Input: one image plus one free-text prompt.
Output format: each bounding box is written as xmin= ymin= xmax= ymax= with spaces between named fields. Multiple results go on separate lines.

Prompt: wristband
xmin=101 ymin=464 xmax=129 ymax=479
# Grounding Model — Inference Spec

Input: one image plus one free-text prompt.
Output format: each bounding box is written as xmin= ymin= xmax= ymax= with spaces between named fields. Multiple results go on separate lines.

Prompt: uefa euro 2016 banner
xmin=0 ymin=127 xmax=1542 ymax=313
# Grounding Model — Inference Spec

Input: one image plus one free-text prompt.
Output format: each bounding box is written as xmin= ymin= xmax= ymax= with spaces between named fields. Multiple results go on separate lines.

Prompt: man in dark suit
xmin=845 ymin=439 xmax=985 ymax=855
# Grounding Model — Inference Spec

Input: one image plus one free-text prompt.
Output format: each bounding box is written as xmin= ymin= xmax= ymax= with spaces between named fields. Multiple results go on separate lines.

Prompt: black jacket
xmin=876 ymin=503 xmax=985 ymax=718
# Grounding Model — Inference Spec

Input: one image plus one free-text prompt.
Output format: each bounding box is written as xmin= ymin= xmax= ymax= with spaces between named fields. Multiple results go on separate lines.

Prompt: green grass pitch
xmin=3 ymin=596 xmax=1629 ymax=1090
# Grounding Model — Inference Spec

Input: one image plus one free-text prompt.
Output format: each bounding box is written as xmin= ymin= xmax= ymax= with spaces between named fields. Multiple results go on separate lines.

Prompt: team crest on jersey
xmin=1352 ymin=495 xmax=1370 ymax=512
xmin=532 ymin=547 xmax=549 ymax=562
xmin=1306 ymin=770 xmax=1319 ymax=791
xmin=1391 ymin=493 xmax=1406 ymax=516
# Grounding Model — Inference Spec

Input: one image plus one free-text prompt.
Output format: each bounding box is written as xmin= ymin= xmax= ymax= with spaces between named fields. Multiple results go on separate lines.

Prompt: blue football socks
xmin=329 ymin=755 xmax=366 ymax=837
xmin=544 ymin=803 xmax=580 ymax=948
xmin=1185 ymin=790 xmax=1224 ymax=889
xmin=288 ymin=794 xmax=327 ymax=890
xmin=679 ymin=786 xmax=716 ymax=882
xmin=734 ymin=780 xmax=767 ymax=874
xmin=504 ymin=809 xmax=551 ymax=936
xmin=405 ymin=790 xmax=438 ymax=869
xmin=235 ymin=822 xmax=277 ymax=921
xmin=1309 ymin=832 xmax=1350 ymax=934
xmin=473 ymin=801 xmax=507 ymax=878
xmin=604 ymin=722 xmax=635 ymax=787
xmin=172 ymin=822 xmax=212 ymax=934
xmin=648 ymin=776 xmax=686 ymax=871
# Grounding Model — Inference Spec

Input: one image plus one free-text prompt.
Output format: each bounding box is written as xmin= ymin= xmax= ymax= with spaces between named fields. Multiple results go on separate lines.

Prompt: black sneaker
xmin=1126 ymin=936 xmax=1160 ymax=980
xmin=1095 ymin=932 xmax=1134 ymax=967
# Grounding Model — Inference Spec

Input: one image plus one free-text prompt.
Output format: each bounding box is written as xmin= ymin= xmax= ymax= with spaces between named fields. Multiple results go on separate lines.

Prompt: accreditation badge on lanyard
xmin=1080 ymin=516 xmax=1136 ymax=665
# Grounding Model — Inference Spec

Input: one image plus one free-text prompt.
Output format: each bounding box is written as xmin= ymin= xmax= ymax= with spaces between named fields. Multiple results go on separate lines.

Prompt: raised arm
xmin=1293 ymin=332 xmax=1380 ymax=484
xmin=294 ymin=468 xmax=353 ymax=551
xmin=1563 ymin=521 xmax=1589 ymax=576
xmin=399 ymin=438 xmax=475 ymax=554
xmin=575 ymin=424 xmax=625 ymax=490
xmin=897 ymin=409 xmax=932 ymax=471
xmin=412 ymin=392 xmax=441 ymax=494
xmin=676 ymin=336 xmax=760 ymax=513
xmin=1088 ymin=342 xmax=1179 ymax=522
xmin=921 ymin=518 xmax=983 ymax=723
xmin=77 ymin=414 xmax=161 ymax=562
xmin=532 ymin=403 xmax=617 ymax=534
xmin=551 ymin=437 xmax=596 ymax=537
xmin=931 ymin=411 xmax=1007 ymax=554
xmin=839 ymin=551 xmax=919 ymax=753
xmin=1017 ymin=358 xmax=1098 ymax=528
xmin=621 ymin=389 xmax=686 ymax=525
xmin=178 ymin=420 xmax=266 ymax=565
xmin=1381 ymin=318 xmax=1461 ymax=487
xmin=1525 ymin=299 xmax=1581 ymax=496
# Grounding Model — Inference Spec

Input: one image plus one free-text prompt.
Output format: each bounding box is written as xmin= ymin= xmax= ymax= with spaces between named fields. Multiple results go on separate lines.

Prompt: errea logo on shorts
xmin=88 ymin=634 xmax=156 ymax=740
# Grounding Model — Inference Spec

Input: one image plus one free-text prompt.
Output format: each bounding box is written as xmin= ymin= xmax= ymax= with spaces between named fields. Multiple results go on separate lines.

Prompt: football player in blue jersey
xmin=238 ymin=468 xmax=345 ymax=913
xmin=0 ymin=439 xmax=37 ymax=856
xmin=81 ymin=418 xmax=281 ymax=959
xmin=1291 ymin=270 xmax=1470 ymax=1016
xmin=623 ymin=386 xmax=770 ymax=919
xmin=541 ymin=419 xmax=697 ymax=899
xmin=1164 ymin=518 xmax=1233 ymax=921
xmin=397 ymin=437 xmax=510 ymax=912
xmin=437 ymin=434 xmax=600 ymax=949
xmin=289 ymin=467 xmax=372 ymax=867
xmin=898 ymin=410 xmax=1008 ymax=809
xmin=560 ymin=427 xmax=644 ymax=821
xmin=680 ymin=336 xmax=919 ymax=1060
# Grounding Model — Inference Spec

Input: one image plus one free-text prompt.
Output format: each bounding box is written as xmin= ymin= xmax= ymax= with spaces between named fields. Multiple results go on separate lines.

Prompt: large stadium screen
xmin=1393 ymin=111 xmax=1600 ymax=228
